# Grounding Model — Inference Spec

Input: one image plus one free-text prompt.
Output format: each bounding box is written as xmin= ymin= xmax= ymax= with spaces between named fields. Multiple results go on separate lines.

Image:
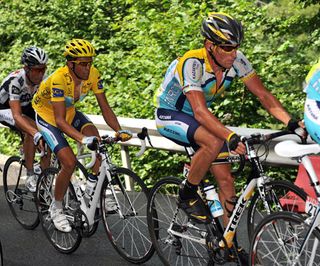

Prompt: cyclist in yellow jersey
xmin=32 ymin=39 xmax=132 ymax=232
xmin=154 ymin=12 xmax=306 ymax=262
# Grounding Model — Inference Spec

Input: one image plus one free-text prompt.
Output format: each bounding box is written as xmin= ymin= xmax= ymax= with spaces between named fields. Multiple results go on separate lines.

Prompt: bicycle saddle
xmin=275 ymin=140 xmax=320 ymax=158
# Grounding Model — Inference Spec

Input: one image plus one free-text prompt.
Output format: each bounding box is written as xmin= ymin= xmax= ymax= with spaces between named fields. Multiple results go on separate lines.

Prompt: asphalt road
xmin=0 ymin=155 xmax=249 ymax=266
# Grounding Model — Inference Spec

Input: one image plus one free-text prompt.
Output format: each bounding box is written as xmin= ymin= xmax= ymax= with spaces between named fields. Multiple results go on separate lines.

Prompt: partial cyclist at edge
xmin=304 ymin=58 xmax=320 ymax=144
xmin=0 ymin=46 xmax=50 ymax=192
xmin=32 ymin=39 xmax=132 ymax=233
xmin=154 ymin=11 xmax=306 ymax=261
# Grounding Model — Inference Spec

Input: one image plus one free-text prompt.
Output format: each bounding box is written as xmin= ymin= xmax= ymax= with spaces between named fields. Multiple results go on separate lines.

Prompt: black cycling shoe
xmin=177 ymin=194 xmax=211 ymax=224
xmin=228 ymin=247 xmax=249 ymax=265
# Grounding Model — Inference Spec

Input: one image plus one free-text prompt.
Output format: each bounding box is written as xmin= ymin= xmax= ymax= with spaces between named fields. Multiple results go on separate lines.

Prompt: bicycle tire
xmin=247 ymin=179 xmax=308 ymax=241
xmin=36 ymin=167 xmax=82 ymax=254
xmin=101 ymin=167 xmax=154 ymax=264
xmin=3 ymin=156 xmax=39 ymax=229
xmin=250 ymin=211 xmax=320 ymax=265
xmin=147 ymin=177 xmax=213 ymax=266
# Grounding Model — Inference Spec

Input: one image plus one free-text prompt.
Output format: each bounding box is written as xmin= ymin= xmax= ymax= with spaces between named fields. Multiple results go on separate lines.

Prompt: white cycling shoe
xmin=49 ymin=203 xmax=72 ymax=233
xmin=25 ymin=174 xmax=38 ymax=193
xmin=105 ymin=189 xmax=118 ymax=213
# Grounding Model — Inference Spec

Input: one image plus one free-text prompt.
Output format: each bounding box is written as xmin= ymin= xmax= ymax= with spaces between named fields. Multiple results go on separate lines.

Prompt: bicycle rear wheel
xmin=250 ymin=211 xmax=320 ymax=265
xmin=36 ymin=167 xmax=82 ymax=254
xmin=101 ymin=167 xmax=154 ymax=264
xmin=247 ymin=180 xmax=308 ymax=241
xmin=3 ymin=156 xmax=39 ymax=229
xmin=147 ymin=177 xmax=213 ymax=266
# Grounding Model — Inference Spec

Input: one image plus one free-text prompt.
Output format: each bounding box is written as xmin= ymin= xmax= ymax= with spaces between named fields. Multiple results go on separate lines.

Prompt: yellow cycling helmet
xmin=63 ymin=39 xmax=96 ymax=58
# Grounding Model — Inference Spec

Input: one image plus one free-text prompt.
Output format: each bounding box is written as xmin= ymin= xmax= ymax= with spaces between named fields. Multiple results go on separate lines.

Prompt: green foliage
xmin=0 ymin=0 xmax=319 ymax=181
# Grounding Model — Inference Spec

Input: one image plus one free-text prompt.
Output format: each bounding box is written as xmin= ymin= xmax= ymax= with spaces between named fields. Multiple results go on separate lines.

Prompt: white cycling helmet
xmin=21 ymin=46 xmax=48 ymax=66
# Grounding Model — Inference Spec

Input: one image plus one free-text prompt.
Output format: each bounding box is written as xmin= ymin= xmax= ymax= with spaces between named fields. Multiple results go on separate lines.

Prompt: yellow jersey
xmin=32 ymin=65 xmax=104 ymax=126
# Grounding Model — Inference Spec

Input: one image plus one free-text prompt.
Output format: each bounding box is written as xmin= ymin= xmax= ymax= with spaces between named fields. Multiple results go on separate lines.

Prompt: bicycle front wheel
xmin=250 ymin=211 xmax=320 ymax=265
xmin=147 ymin=177 xmax=212 ymax=266
xmin=247 ymin=180 xmax=307 ymax=241
xmin=3 ymin=156 xmax=39 ymax=229
xmin=36 ymin=167 xmax=82 ymax=254
xmin=101 ymin=167 xmax=154 ymax=264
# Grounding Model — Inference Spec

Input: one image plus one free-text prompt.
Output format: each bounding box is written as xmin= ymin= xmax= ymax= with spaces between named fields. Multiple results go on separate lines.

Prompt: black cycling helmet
xmin=21 ymin=46 xmax=48 ymax=67
xmin=201 ymin=12 xmax=244 ymax=46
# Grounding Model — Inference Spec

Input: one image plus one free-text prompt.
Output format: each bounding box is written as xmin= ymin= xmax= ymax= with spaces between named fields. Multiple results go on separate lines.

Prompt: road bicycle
xmin=2 ymin=143 xmax=90 ymax=230
xmin=36 ymin=128 xmax=155 ymax=264
xmin=249 ymin=139 xmax=320 ymax=265
xmin=2 ymin=148 xmax=45 ymax=229
xmin=147 ymin=131 xmax=308 ymax=265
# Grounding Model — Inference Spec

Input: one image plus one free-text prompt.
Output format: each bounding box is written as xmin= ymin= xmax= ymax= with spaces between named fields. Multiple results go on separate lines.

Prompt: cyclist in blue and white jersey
xmin=304 ymin=60 xmax=320 ymax=143
xmin=0 ymin=47 xmax=49 ymax=192
xmin=155 ymin=12 xmax=305 ymax=227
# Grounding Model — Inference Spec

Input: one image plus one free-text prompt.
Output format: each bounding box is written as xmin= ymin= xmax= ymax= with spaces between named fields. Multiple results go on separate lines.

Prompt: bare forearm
xmin=194 ymin=108 xmax=233 ymax=140
xmin=101 ymin=108 xmax=121 ymax=132
xmin=13 ymin=115 xmax=38 ymax=137
xmin=259 ymin=94 xmax=291 ymax=125
xmin=56 ymin=119 xmax=84 ymax=143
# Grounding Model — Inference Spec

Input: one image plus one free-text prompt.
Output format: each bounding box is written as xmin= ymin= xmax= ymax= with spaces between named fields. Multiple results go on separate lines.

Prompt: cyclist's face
xmin=25 ymin=64 xmax=47 ymax=85
xmin=71 ymin=57 xmax=93 ymax=80
xmin=209 ymin=44 xmax=238 ymax=69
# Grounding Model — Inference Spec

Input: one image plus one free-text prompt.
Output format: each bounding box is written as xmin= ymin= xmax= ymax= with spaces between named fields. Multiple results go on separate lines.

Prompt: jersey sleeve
xmin=8 ymin=79 xmax=22 ymax=101
xmin=304 ymin=62 xmax=320 ymax=99
xmin=233 ymin=51 xmax=255 ymax=81
xmin=50 ymin=74 xmax=66 ymax=102
xmin=91 ymin=67 xmax=104 ymax=94
xmin=179 ymin=58 xmax=204 ymax=94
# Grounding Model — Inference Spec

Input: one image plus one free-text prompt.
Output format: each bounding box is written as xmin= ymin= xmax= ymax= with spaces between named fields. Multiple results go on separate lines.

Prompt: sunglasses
xmin=29 ymin=66 xmax=47 ymax=72
xmin=218 ymin=45 xmax=239 ymax=53
xmin=71 ymin=60 xmax=93 ymax=67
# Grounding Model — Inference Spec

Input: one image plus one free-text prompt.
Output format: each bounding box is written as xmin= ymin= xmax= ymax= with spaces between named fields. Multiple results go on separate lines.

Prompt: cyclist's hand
xmin=82 ymin=136 xmax=99 ymax=150
xmin=33 ymin=131 xmax=43 ymax=146
xmin=115 ymin=129 xmax=132 ymax=142
xmin=287 ymin=118 xmax=308 ymax=140
xmin=227 ymin=132 xmax=246 ymax=155
xmin=33 ymin=131 xmax=46 ymax=155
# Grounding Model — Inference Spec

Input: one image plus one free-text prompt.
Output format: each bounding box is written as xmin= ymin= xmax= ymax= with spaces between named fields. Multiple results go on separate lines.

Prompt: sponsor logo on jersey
xmin=98 ymin=80 xmax=103 ymax=90
xmin=52 ymin=88 xmax=64 ymax=97
xmin=159 ymin=115 xmax=171 ymax=119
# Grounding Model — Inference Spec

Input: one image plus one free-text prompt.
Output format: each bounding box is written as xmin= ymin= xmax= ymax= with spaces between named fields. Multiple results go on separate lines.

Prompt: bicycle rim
xmin=3 ymin=156 xmax=39 ymax=229
xmin=36 ymin=167 xmax=82 ymax=254
xmin=250 ymin=212 xmax=320 ymax=265
xmin=147 ymin=177 xmax=212 ymax=266
xmin=101 ymin=167 xmax=154 ymax=264
xmin=247 ymin=180 xmax=308 ymax=241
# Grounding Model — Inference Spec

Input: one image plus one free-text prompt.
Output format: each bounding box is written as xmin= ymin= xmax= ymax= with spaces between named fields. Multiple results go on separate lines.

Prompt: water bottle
xmin=85 ymin=174 xmax=98 ymax=198
xmin=203 ymin=181 xmax=224 ymax=217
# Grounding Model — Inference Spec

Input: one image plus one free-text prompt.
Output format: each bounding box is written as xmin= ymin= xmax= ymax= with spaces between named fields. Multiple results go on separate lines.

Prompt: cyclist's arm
xmin=9 ymin=100 xmax=38 ymax=137
xmin=243 ymin=73 xmax=292 ymax=126
xmin=52 ymin=101 xmax=85 ymax=143
xmin=186 ymin=90 xmax=233 ymax=140
xmin=95 ymin=93 xmax=121 ymax=132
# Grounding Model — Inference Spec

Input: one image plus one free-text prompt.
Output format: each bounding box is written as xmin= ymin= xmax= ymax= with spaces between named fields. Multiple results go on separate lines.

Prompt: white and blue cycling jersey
xmin=154 ymin=47 xmax=255 ymax=149
xmin=304 ymin=61 xmax=320 ymax=144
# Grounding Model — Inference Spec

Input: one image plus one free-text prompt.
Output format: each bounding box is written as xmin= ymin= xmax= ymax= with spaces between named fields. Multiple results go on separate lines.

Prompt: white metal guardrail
xmin=86 ymin=114 xmax=315 ymax=168
xmin=0 ymin=114 xmax=315 ymax=168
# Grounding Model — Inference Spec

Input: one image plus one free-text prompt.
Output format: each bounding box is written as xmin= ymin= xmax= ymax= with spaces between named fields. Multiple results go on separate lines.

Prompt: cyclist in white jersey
xmin=0 ymin=46 xmax=49 ymax=192
xmin=154 ymin=13 xmax=305 ymax=260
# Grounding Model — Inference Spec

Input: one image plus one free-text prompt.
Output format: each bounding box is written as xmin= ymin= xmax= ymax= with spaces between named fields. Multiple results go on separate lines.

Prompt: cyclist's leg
xmin=156 ymin=108 xmax=223 ymax=223
xmin=36 ymin=113 xmax=76 ymax=232
xmin=209 ymin=163 xmax=235 ymax=226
